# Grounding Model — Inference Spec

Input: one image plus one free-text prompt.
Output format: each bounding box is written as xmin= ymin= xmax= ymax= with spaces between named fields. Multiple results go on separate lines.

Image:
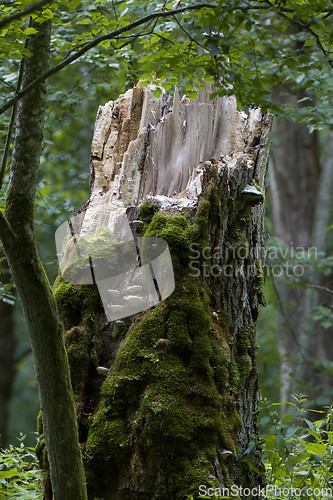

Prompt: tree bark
xmin=0 ymin=19 xmax=88 ymax=500
xmin=0 ymin=258 xmax=15 ymax=448
xmin=54 ymin=85 xmax=272 ymax=499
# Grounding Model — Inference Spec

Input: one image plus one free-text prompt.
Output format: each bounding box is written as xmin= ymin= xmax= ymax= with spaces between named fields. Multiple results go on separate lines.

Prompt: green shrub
xmin=256 ymin=395 xmax=333 ymax=499
xmin=0 ymin=433 xmax=43 ymax=499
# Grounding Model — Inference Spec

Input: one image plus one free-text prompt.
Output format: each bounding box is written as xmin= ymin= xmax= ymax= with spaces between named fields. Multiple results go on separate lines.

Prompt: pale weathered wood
xmin=82 ymin=84 xmax=269 ymax=235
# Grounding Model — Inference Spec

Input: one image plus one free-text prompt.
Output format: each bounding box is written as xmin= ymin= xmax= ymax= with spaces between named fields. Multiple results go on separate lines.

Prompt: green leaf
xmin=265 ymin=434 xmax=277 ymax=451
xmin=99 ymin=40 xmax=111 ymax=48
xmin=282 ymin=414 xmax=293 ymax=424
xmin=152 ymin=88 xmax=162 ymax=98
xmin=306 ymin=442 xmax=327 ymax=455
xmin=23 ymin=28 xmax=38 ymax=35
xmin=119 ymin=7 xmax=129 ymax=17
xmin=187 ymin=90 xmax=198 ymax=100
xmin=2 ymin=297 xmax=15 ymax=305
xmin=276 ymin=434 xmax=286 ymax=456
xmin=0 ymin=468 xmax=19 ymax=479
xmin=306 ymin=428 xmax=323 ymax=442
xmin=260 ymin=416 xmax=270 ymax=425
xmin=67 ymin=0 xmax=81 ymax=7
xmin=304 ymin=418 xmax=315 ymax=432
xmin=209 ymin=91 xmax=219 ymax=100
xmin=285 ymin=426 xmax=297 ymax=439
xmin=36 ymin=8 xmax=53 ymax=20
xmin=243 ymin=440 xmax=255 ymax=455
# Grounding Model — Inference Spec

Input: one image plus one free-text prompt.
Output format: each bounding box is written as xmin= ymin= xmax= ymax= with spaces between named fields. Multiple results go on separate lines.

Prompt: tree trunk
xmin=270 ymin=90 xmax=333 ymax=405
xmin=0 ymin=258 xmax=15 ymax=448
xmin=0 ymin=19 xmax=88 ymax=500
xmin=54 ymin=85 xmax=272 ymax=499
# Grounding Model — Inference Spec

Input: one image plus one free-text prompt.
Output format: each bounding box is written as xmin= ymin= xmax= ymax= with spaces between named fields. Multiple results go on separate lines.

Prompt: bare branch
xmin=302 ymin=282 xmax=333 ymax=295
xmin=172 ymin=14 xmax=204 ymax=49
xmin=0 ymin=0 xmax=51 ymax=30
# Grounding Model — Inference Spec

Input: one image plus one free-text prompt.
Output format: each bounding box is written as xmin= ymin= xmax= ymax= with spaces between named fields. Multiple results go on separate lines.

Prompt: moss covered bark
xmin=53 ymin=148 xmax=271 ymax=498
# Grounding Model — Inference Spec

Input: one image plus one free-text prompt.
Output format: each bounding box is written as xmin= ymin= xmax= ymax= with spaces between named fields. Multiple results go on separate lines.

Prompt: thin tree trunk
xmin=0 ymin=19 xmax=88 ymax=500
xmin=0 ymin=258 xmax=15 ymax=448
xmin=54 ymin=85 xmax=272 ymax=499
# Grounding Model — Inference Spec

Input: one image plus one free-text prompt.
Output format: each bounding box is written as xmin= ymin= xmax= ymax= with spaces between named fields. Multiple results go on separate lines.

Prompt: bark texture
xmin=53 ymin=84 xmax=272 ymax=499
xmin=0 ymin=20 xmax=88 ymax=500
xmin=0 ymin=259 xmax=15 ymax=448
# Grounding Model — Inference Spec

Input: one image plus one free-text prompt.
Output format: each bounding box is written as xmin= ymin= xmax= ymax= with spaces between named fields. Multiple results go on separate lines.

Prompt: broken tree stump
xmin=53 ymin=83 xmax=272 ymax=500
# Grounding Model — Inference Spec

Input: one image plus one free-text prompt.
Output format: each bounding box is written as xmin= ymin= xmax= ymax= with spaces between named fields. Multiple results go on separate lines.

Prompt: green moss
xmin=234 ymin=237 xmax=250 ymax=260
xmin=50 ymin=174 xmax=263 ymax=497
xmin=236 ymin=330 xmax=251 ymax=352
xmin=85 ymin=269 xmax=242 ymax=498
xmin=86 ymin=413 xmax=130 ymax=461
xmin=234 ymin=326 xmax=256 ymax=380
xmin=236 ymin=202 xmax=252 ymax=227
xmin=237 ymin=353 xmax=253 ymax=378
xmin=145 ymin=213 xmax=191 ymax=253
xmin=254 ymin=260 xmax=267 ymax=306
xmin=53 ymin=274 xmax=103 ymax=330
xmin=254 ymin=183 xmax=265 ymax=200
xmin=228 ymin=355 xmax=241 ymax=392
xmin=35 ymin=435 xmax=48 ymax=469
xmin=65 ymin=326 xmax=91 ymax=400
xmin=220 ymin=462 xmax=233 ymax=488
xmin=59 ymin=226 xmax=123 ymax=285
xmin=210 ymin=322 xmax=231 ymax=391
xmin=36 ymin=410 xmax=43 ymax=436
xmin=79 ymin=187 xmax=253 ymax=497
xmin=255 ymin=261 xmax=265 ymax=289
xmin=35 ymin=413 xmax=49 ymax=485
xmin=168 ymin=453 xmax=213 ymax=496
xmin=138 ymin=201 xmax=158 ymax=221
xmin=191 ymin=197 xmax=211 ymax=244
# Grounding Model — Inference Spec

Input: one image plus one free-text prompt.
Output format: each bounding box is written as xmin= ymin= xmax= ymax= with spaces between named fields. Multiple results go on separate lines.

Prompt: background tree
xmin=0 ymin=253 xmax=15 ymax=447
xmin=270 ymin=100 xmax=333 ymax=407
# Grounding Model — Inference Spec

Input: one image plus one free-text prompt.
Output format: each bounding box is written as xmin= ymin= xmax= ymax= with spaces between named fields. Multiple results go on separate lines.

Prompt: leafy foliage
xmin=0 ymin=279 xmax=15 ymax=305
xmin=184 ymin=399 xmax=333 ymax=498
xmin=257 ymin=395 xmax=333 ymax=499
xmin=0 ymin=434 xmax=42 ymax=499
xmin=4 ymin=399 xmax=333 ymax=499
xmin=1 ymin=0 xmax=333 ymax=126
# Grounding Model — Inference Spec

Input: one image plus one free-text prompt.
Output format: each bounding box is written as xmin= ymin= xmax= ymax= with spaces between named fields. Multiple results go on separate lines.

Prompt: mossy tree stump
xmin=51 ymin=84 xmax=272 ymax=499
